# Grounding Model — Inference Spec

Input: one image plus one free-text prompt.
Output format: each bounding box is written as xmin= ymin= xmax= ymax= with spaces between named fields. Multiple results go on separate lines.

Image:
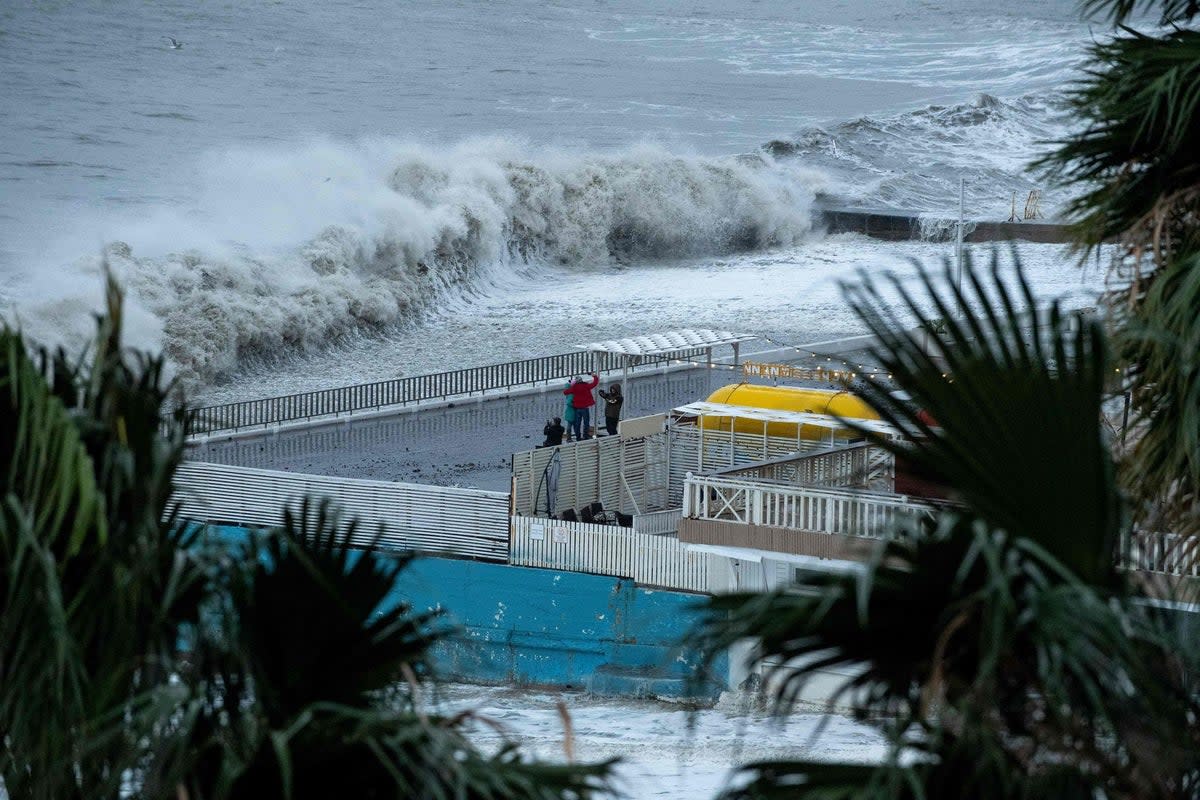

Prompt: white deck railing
xmin=682 ymin=472 xmax=940 ymax=538
xmin=711 ymin=443 xmax=894 ymax=492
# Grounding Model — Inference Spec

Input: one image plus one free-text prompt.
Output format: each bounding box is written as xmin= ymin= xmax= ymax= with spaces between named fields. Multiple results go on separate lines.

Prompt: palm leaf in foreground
xmin=845 ymin=254 xmax=1123 ymax=585
xmin=0 ymin=274 xmax=204 ymax=800
xmin=187 ymin=497 xmax=615 ymax=800
xmin=1032 ymin=19 xmax=1200 ymax=539
xmin=692 ymin=258 xmax=1199 ymax=799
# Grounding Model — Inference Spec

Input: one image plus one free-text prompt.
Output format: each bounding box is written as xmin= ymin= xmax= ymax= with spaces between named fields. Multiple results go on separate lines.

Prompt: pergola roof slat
xmin=577 ymin=329 xmax=755 ymax=357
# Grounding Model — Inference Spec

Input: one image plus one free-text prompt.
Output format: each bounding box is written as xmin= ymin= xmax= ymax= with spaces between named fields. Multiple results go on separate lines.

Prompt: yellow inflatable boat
xmin=701 ymin=383 xmax=881 ymax=440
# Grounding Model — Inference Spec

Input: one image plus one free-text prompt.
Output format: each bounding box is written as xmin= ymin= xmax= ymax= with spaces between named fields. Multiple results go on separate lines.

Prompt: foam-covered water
xmin=194 ymin=237 xmax=1105 ymax=406
xmin=0 ymin=0 xmax=1110 ymax=395
xmin=433 ymin=684 xmax=887 ymax=799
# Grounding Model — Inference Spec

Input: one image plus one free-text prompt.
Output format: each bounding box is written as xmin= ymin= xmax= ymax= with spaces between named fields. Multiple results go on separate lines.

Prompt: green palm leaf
xmin=691 ymin=257 xmax=1199 ymax=798
xmin=844 ymin=254 xmax=1124 ymax=585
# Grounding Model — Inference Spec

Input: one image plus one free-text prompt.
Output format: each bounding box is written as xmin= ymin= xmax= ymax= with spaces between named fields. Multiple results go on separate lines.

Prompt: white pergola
xmin=671 ymin=400 xmax=905 ymax=464
xmin=576 ymin=329 xmax=756 ymax=403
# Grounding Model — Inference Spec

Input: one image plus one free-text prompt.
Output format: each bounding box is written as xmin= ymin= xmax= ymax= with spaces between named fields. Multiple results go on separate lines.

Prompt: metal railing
xmin=181 ymin=347 xmax=707 ymax=437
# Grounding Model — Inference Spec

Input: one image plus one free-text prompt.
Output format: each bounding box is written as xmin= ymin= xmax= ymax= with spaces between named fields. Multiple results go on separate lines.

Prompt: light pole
xmin=956 ymin=176 xmax=965 ymax=317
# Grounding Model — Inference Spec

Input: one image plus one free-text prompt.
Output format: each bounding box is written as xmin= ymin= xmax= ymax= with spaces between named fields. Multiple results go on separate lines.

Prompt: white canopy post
xmin=622 ymin=355 xmax=630 ymax=416
xmin=729 ymin=415 xmax=735 ymax=467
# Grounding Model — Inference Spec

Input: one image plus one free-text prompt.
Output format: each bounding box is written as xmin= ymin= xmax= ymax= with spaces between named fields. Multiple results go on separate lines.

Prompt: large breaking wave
xmin=17 ymin=139 xmax=823 ymax=387
xmin=12 ymin=94 xmax=1071 ymax=390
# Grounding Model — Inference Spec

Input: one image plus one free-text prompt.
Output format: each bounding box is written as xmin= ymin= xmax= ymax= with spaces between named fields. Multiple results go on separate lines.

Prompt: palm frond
xmin=1034 ymin=27 xmax=1200 ymax=260
xmin=1114 ymin=249 xmax=1200 ymax=535
xmin=1079 ymin=0 xmax=1200 ymax=25
xmin=194 ymin=498 xmax=615 ymax=799
xmin=228 ymin=497 xmax=446 ymax=724
xmin=844 ymin=253 xmax=1124 ymax=586
xmin=690 ymin=256 xmax=1200 ymax=799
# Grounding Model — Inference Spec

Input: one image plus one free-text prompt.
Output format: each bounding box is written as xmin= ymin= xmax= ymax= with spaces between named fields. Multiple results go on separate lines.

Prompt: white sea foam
xmin=10 ymin=139 xmax=824 ymax=386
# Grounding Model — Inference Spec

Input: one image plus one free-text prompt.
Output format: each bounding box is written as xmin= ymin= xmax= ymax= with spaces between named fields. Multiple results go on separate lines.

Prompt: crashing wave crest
xmin=25 ymin=139 xmax=823 ymax=387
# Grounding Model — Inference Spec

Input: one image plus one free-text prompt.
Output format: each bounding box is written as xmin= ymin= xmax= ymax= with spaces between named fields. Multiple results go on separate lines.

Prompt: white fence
xmin=511 ymin=434 xmax=670 ymax=518
xmin=665 ymin=424 xmax=834 ymax=505
xmin=510 ymin=515 xmax=726 ymax=593
xmin=175 ymin=462 xmax=511 ymax=562
xmin=682 ymin=473 xmax=941 ymax=539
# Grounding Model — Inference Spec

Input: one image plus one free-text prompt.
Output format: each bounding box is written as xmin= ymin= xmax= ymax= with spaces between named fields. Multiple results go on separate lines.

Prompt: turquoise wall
xmin=210 ymin=525 xmax=725 ymax=700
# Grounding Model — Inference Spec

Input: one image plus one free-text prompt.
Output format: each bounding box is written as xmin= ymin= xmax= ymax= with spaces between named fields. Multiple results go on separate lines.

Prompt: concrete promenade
xmin=184 ymin=330 xmax=882 ymax=492
xmin=187 ymin=366 xmax=775 ymax=492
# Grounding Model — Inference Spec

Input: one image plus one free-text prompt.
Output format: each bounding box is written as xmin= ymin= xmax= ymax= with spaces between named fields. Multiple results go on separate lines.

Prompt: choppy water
xmin=0 ymin=0 xmax=1105 ymax=396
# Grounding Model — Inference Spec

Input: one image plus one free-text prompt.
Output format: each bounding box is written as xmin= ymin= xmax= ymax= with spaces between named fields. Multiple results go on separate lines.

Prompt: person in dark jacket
xmin=542 ymin=417 xmax=565 ymax=447
xmin=598 ymin=382 xmax=623 ymax=436
xmin=563 ymin=372 xmax=599 ymax=441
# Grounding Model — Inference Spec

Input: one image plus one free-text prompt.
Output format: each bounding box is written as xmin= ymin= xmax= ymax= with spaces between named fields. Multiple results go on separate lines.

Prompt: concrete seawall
xmin=818 ymin=207 xmax=1074 ymax=244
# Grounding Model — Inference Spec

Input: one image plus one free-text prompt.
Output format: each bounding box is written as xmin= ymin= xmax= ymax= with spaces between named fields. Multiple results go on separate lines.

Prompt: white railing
xmin=712 ymin=443 xmax=894 ymax=492
xmin=181 ymin=347 xmax=706 ymax=436
xmin=1122 ymin=531 xmax=1200 ymax=577
xmin=511 ymin=425 xmax=849 ymax=523
xmin=175 ymin=462 xmax=511 ymax=562
xmin=665 ymin=424 xmax=834 ymax=506
xmin=682 ymin=472 xmax=940 ymax=539
xmin=632 ymin=508 xmax=683 ymax=536
xmin=510 ymin=515 xmax=726 ymax=593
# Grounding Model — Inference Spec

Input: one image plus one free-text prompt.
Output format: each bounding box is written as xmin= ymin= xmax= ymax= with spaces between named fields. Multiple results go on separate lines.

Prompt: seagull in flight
xmin=164 ymin=36 xmax=183 ymax=49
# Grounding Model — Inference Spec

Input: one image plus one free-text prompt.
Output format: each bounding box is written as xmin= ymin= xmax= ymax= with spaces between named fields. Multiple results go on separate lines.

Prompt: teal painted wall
xmin=210 ymin=525 xmax=725 ymax=700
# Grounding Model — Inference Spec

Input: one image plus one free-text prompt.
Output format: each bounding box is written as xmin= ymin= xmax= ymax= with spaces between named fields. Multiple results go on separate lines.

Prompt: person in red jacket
xmin=563 ymin=373 xmax=599 ymax=441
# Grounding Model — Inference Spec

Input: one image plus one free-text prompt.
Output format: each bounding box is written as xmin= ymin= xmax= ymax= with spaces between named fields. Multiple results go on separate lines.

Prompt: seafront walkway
xmin=183 ymin=330 xmax=880 ymax=490
xmin=186 ymin=352 xmax=838 ymax=491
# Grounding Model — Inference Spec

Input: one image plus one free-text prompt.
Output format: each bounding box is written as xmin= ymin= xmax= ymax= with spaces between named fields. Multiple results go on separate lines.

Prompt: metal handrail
xmin=179 ymin=347 xmax=707 ymax=437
